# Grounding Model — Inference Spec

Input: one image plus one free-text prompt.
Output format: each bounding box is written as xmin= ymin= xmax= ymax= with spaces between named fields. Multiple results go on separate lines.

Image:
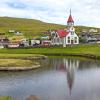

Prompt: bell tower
xmin=67 ymin=9 xmax=74 ymax=27
xmin=67 ymin=9 xmax=75 ymax=33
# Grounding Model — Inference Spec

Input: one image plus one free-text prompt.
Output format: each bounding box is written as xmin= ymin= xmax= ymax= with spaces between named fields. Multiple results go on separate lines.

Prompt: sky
xmin=0 ymin=0 xmax=100 ymax=27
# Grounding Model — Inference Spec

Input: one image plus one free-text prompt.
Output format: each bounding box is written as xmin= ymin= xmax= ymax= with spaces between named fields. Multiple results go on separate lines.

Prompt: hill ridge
xmin=0 ymin=17 xmax=99 ymax=38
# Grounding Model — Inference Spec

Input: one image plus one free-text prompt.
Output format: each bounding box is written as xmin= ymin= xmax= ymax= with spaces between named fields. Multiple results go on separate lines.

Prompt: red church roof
xmin=67 ymin=15 xmax=74 ymax=23
xmin=57 ymin=30 xmax=69 ymax=38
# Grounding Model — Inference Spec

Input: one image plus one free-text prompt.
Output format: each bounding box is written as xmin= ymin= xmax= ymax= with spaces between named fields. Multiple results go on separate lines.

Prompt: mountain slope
xmin=0 ymin=17 xmax=99 ymax=38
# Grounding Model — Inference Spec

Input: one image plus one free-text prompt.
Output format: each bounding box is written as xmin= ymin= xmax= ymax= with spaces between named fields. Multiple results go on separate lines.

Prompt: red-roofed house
xmin=51 ymin=10 xmax=79 ymax=47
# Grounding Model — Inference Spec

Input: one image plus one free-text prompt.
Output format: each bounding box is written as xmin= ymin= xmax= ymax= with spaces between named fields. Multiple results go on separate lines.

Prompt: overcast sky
xmin=0 ymin=0 xmax=100 ymax=27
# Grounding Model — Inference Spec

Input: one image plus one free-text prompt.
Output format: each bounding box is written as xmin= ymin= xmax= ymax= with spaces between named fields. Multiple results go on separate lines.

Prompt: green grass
xmin=0 ymin=45 xmax=99 ymax=59
xmin=0 ymin=17 xmax=100 ymax=38
xmin=0 ymin=54 xmax=46 ymax=59
xmin=0 ymin=59 xmax=38 ymax=67
xmin=0 ymin=17 xmax=65 ymax=38
xmin=0 ymin=96 xmax=11 ymax=100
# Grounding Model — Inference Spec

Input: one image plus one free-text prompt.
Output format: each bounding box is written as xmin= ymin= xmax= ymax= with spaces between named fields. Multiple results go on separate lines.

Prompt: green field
xmin=0 ymin=45 xmax=99 ymax=59
xmin=0 ymin=17 xmax=100 ymax=38
xmin=0 ymin=96 xmax=11 ymax=100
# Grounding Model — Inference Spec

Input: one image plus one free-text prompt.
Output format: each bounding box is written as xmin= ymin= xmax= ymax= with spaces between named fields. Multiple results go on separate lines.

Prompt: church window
xmin=68 ymin=37 xmax=70 ymax=43
xmin=75 ymin=37 xmax=77 ymax=43
xmin=71 ymin=32 xmax=74 ymax=35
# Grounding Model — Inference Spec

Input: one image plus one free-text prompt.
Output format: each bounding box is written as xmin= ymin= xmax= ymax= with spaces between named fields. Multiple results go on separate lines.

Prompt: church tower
xmin=67 ymin=9 xmax=74 ymax=27
xmin=67 ymin=9 xmax=75 ymax=33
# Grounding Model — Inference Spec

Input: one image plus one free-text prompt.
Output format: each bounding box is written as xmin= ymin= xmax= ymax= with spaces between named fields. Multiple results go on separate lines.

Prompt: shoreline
xmin=43 ymin=53 xmax=100 ymax=60
xmin=0 ymin=54 xmax=47 ymax=60
xmin=0 ymin=65 xmax=40 ymax=71
xmin=0 ymin=54 xmax=47 ymax=71
xmin=0 ymin=52 xmax=99 ymax=71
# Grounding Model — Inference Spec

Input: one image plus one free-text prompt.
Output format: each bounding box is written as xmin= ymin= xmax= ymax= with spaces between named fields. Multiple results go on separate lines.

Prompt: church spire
xmin=70 ymin=9 xmax=71 ymax=15
xmin=67 ymin=9 xmax=74 ymax=26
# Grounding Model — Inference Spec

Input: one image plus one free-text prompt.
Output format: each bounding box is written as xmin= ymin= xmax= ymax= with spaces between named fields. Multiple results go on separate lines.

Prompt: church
xmin=51 ymin=10 xmax=79 ymax=47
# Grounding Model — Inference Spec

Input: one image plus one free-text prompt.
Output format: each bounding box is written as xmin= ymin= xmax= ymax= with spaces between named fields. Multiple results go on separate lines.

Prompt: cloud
xmin=0 ymin=0 xmax=100 ymax=27
xmin=6 ymin=2 xmax=27 ymax=9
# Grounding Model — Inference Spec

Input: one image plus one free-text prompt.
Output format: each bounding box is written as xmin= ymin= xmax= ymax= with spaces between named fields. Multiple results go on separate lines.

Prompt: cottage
xmin=89 ymin=29 xmax=98 ymax=33
xmin=31 ymin=39 xmax=40 ymax=46
xmin=0 ymin=34 xmax=9 ymax=47
xmin=51 ymin=10 xmax=79 ymax=47
xmin=20 ymin=39 xmax=30 ymax=47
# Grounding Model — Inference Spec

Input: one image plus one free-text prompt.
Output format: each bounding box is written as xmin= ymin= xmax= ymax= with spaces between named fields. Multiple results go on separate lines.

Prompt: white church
xmin=51 ymin=11 xmax=79 ymax=47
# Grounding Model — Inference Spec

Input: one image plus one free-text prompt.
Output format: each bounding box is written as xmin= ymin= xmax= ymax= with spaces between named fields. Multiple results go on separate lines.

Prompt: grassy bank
xmin=0 ymin=59 xmax=38 ymax=67
xmin=0 ymin=54 xmax=47 ymax=60
xmin=0 ymin=45 xmax=99 ymax=55
xmin=0 ymin=96 xmax=11 ymax=100
xmin=0 ymin=54 xmax=46 ymax=71
xmin=0 ymin=45 xmax=99 ymax=59
xmin=0 ymin=59 xmax=40 ymax=71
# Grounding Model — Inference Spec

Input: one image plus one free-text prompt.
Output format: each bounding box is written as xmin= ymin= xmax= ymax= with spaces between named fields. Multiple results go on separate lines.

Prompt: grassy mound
xmin=0 ymin=59 xmax=40 ymax=71
xmin=0 ymin=59 xmax=37 ymax=67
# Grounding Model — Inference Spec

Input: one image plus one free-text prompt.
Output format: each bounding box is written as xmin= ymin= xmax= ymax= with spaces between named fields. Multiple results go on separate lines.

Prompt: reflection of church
xmin=50 ymin=58 xmax=79 ymax=94
xmin=63 ymin=58 xmax=79 ymax=94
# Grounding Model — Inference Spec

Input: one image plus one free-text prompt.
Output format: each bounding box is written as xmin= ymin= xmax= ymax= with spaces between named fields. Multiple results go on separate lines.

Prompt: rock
xmin=26 ymin=95 xmax=39 ymax=100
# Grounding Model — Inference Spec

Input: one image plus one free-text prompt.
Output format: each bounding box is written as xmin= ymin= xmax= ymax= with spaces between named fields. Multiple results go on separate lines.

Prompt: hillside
xmin=0 ymin=17 xmax=100 ymax=38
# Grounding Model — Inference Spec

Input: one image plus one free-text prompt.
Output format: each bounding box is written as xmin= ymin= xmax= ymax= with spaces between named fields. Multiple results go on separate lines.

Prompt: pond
xmin=0 ymin=57 xmax=100 ymax=100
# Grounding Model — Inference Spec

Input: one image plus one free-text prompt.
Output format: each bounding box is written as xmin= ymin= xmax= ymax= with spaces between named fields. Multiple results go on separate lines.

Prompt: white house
xmin=31 ymin=39 xmax=40 ymax=46
xmin=51 ymin=11 xmax=79 ymax=47
xmin=89 ymin=29 xmax=98 ymax=33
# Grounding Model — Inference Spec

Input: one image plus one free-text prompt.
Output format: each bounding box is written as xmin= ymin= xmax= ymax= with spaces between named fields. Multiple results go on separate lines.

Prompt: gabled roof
xmin=57 ymin=30 xmax=69 ymax=38
xmin=67 ymin=15 xmax=74 ymax=23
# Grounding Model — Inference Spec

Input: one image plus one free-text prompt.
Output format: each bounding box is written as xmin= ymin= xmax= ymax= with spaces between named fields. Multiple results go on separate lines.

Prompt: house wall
xmin=66 ymin=32 xmax=79 ymax=44
xmin=52 ymin=32 xmax=79 ymax=45
xmin=52 ymin=37 xmax=64 ymax=45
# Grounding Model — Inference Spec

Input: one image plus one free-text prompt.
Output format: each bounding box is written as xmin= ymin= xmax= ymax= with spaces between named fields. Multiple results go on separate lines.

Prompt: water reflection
xmin=50 ymin=58 xmax=79 ymax=95
xmin=0 ymin=57 xmax=100 ymax=100
xmin=64 ymin=58 xmax=79 ymax=95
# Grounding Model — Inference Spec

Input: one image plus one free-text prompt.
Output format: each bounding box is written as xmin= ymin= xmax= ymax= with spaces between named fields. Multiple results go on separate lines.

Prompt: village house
xmin=51 ymin=10 xmax=79 ymax=47
xmin=8 ymin=30 xmax=22 ymax=35
xmin=41 ymin=40 xmax=51 ymax=46
xmin=8 ymin=43 xmax=19 ymax=48
xmin=80 ymin=31 xmax=100 ymax=43
xmin=31 ymin=39 xmax=40 ymax=46
xmin=0 ymin=33 xmax=9 ymax=48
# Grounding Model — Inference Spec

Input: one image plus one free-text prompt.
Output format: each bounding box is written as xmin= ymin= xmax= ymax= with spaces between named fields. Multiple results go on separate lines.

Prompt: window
xmin=75 ymin=37 xmax=77 ymax=43
xmin=71 ymin=32 xmax=74 ymax=35
xmin=57 ymin=38 xmax=59 ymax=43
xmin=68 ymin=37 xmax=70 ymax=43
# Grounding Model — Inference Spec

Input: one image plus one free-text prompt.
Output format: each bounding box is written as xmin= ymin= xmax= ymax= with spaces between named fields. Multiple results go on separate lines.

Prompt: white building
xmin=89 ymin=29 xmax=98 ymax=33
xmin=31 ymin=39 xmax=40 ymax=46
xmin=51 ymin=11 xmax=79 ymax=47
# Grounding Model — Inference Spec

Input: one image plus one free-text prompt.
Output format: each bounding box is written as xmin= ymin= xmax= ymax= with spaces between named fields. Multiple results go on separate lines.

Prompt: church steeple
xmin=67 ymin=9 xmax=74 ymax=26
